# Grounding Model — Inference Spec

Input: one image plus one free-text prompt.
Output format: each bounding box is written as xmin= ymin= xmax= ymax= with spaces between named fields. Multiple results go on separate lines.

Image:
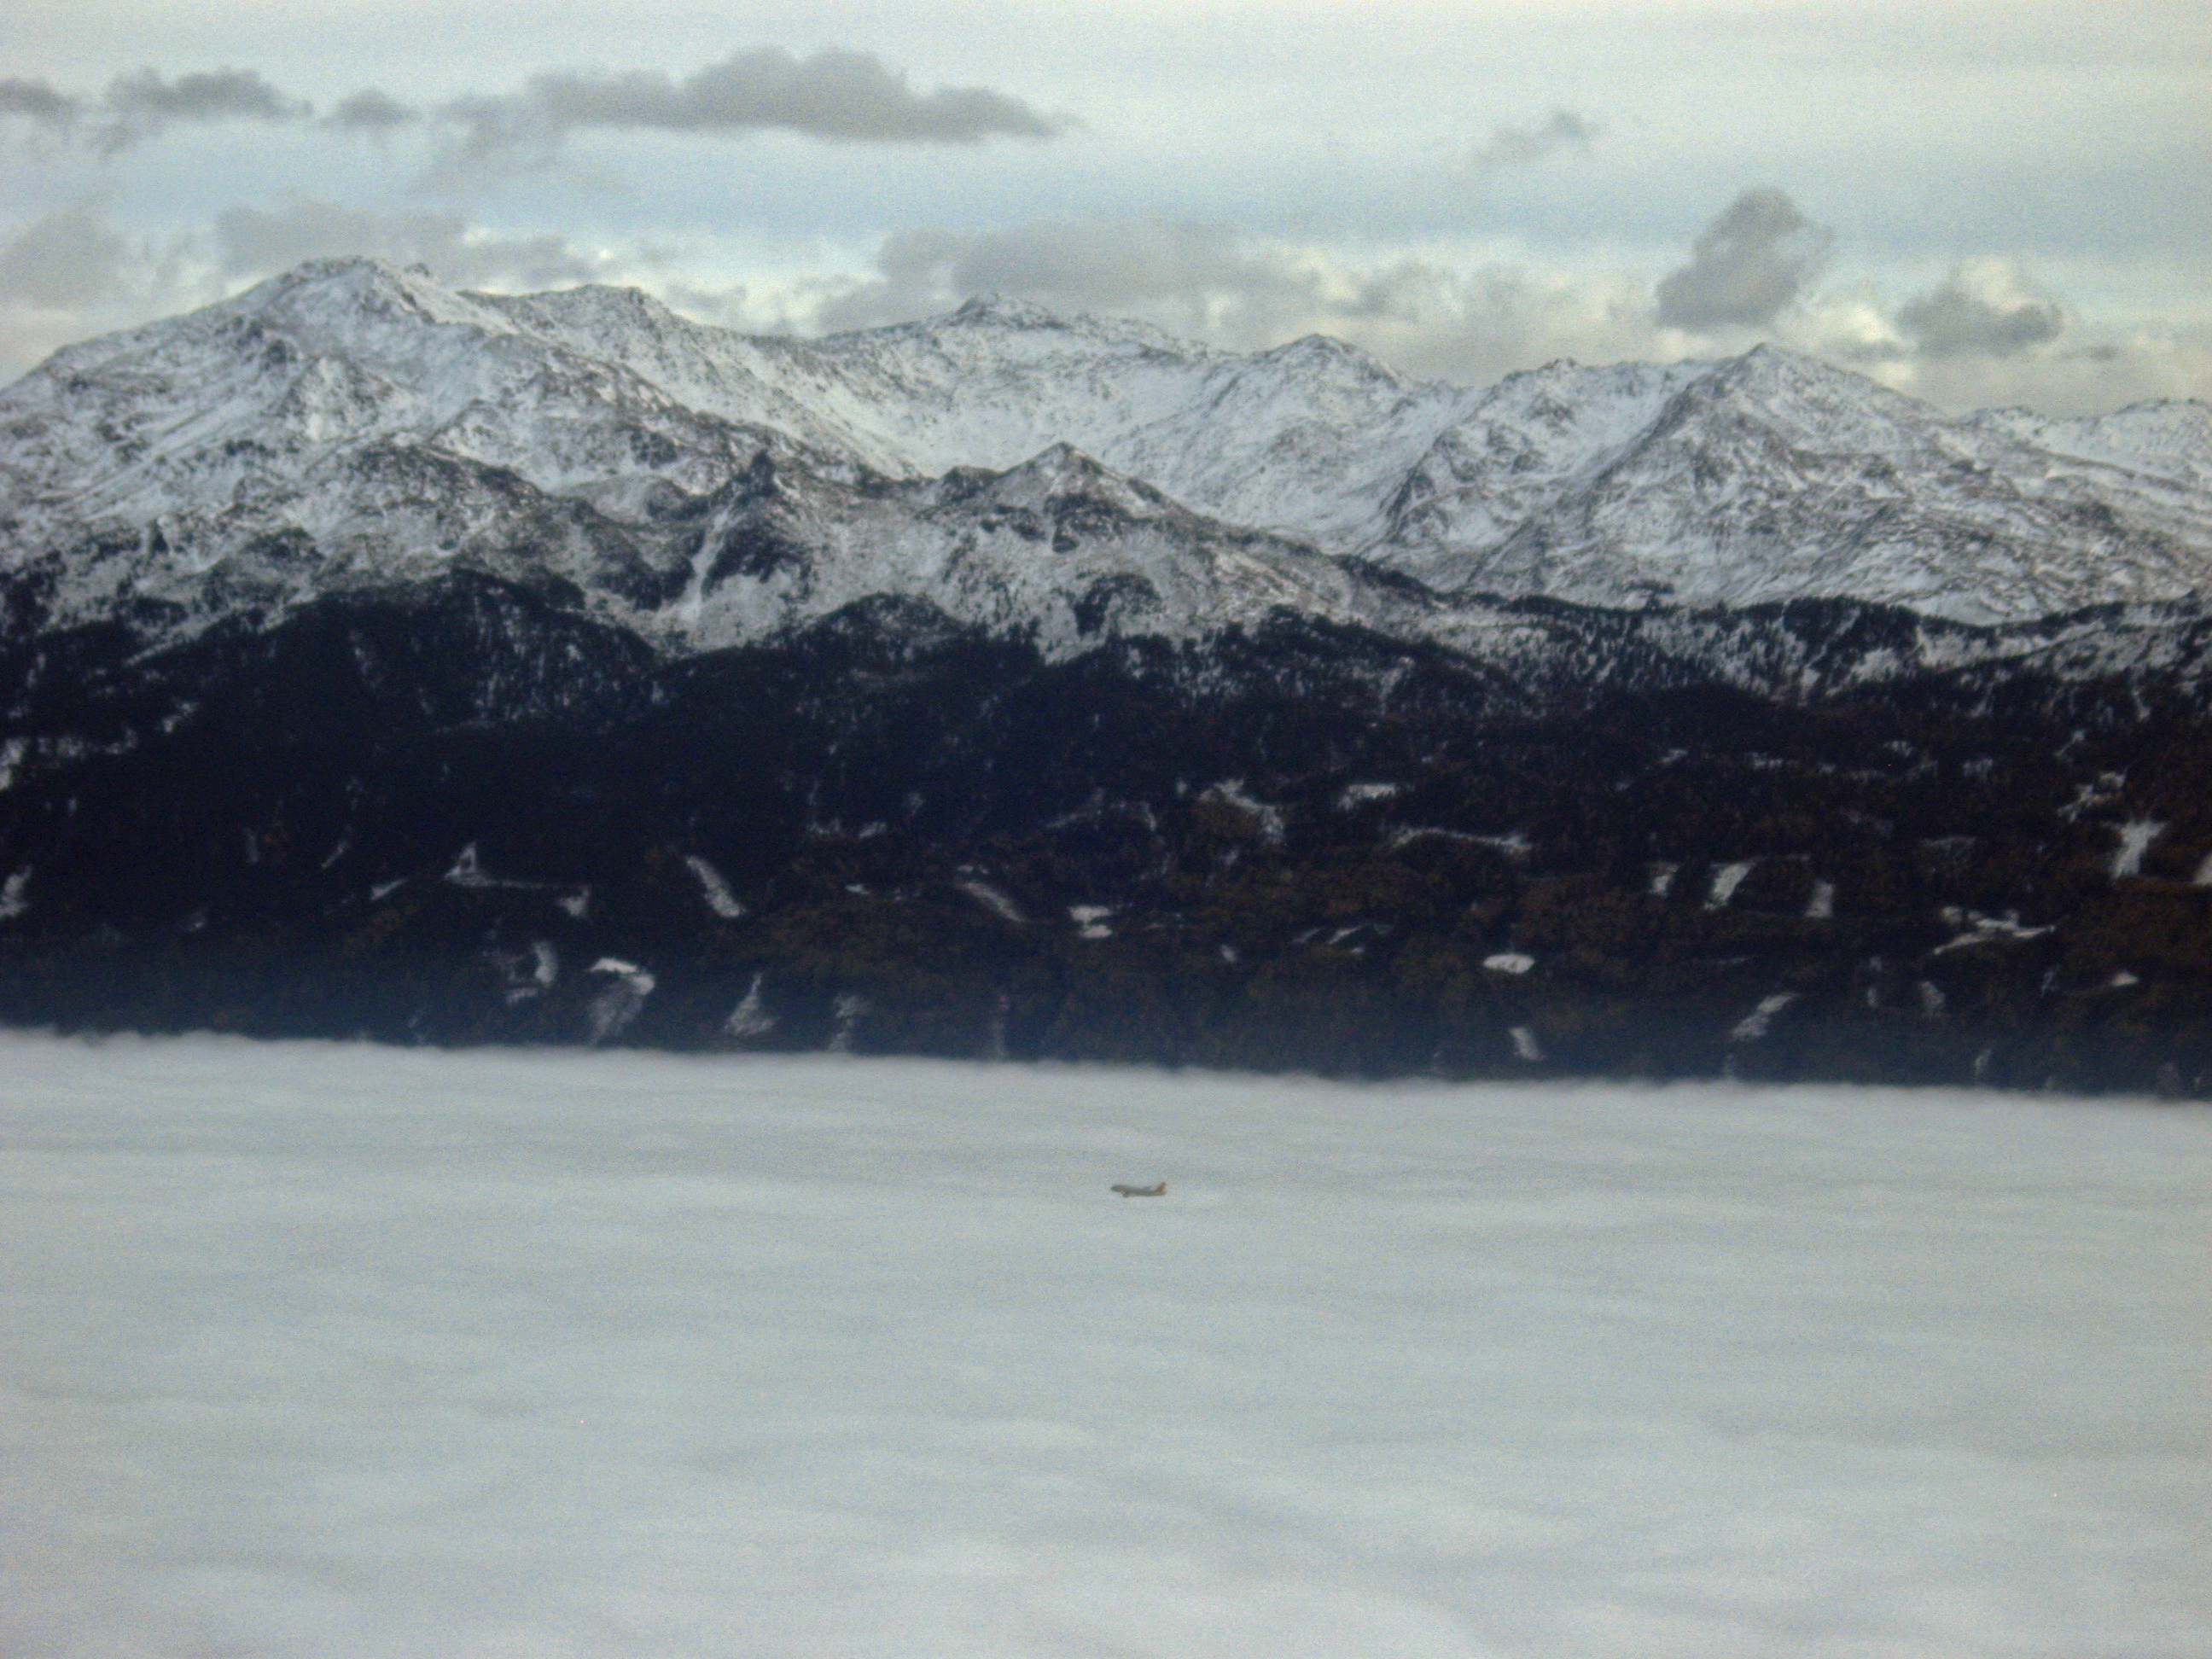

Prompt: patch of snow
xmin=0 ymin=868 xmax=29 ymax=921
xmin=498 ymin=940 xmax=560 ymax=1006
xmin=1070 ymin=905 xmax=1115 ymax=940
xmin=1509 ymin=1025 xmax=1544 ymax=1062
xmin=1934 ymin=911 xmax=2056 ymax=954
xmin=2110 ymin=819 xmax=2166 ymax=880
xmin=585 ymin=959 xmax=655 ymax=1045
xmin=2060 ymin=772 xmax=2127 ymax=823
xmin=1707 ymin=861 xmax=1755 ymax=908
xmin=829 ymin=991 xmax=870 ymax=1054
xmin=1337 ymin=782 xmax=1402 ymax=809
xmin=1647 ymin=861 xmax=1678 ymax=899
xmin=369 ymin=877 xmax=405 ymax=902
xmin=1729 ymin=992 xmax=1799 ymax=1043
xmin=1386 ymin=826 xmax=1475 ymax=851
xmin=725 ymin=973 xmax=775 ymax=1039
xmin=1918 ymin=980 xmax=1948 ymax=1019
xmin=684 ymin=854 xmax=746 ymax=919
xmin=959 ymin=879 xmax=1026 ymax=923
xmin=1805 ymin=879 xmax=1835 ymax=920
xmin=0 ymin=737 xmax=25 ymax=792
xmin=556 ymin=888 xmax=591 ymax=919
xmin=1200 ymin=780 xmax=1286 ymax=845
xmin=1483 ymin=952 xmax=1535 ymax=975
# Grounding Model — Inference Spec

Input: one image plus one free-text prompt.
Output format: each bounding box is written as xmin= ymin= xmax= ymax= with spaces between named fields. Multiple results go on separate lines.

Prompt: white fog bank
xmin=2 ymin=1034 xmax=2206 ymax=1657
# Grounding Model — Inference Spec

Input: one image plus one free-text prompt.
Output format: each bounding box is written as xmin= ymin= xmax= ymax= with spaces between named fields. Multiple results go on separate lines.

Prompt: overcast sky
xmin=3 ymin=0 xmax=2206 ymax=411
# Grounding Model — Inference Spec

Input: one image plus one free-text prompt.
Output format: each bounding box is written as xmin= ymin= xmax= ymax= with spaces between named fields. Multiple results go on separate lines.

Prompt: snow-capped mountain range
xmin=14 ymin=261 xmax=2212 ymax=1088
xmin=2 ymin=256 xmax=2208 ymax=656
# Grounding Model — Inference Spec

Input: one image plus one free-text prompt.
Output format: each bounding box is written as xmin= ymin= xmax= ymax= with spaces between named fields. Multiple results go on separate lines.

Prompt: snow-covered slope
xmin=2 ymin=257 xmax=2207 ymax=649
xmin=667 ymin=442 xmax=1430 ymax=655
xmin=483 ymin=288 xmax=1481 ymax=551
xmin=1968 ymin=400 xmax=2212 ymax=491
xmin=1378 ymin=348 xmax=2212 ymax=621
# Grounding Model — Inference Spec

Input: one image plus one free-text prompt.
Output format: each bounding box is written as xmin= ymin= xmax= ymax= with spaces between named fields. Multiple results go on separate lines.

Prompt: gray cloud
xmin=0 ymin=77 xmax=79 ymax=130
xmin=324 ymin=90 xmax=419 ymax=136
xmin=97 ymin=68 xmax=308 ymax=149
xmin=1897 ymin=259 xmax=2067 ymax=358
xmin=0 ymin=204 xmax=131 ymax=307
xmin=1472 ymin=108 xmax=1598 ymax=169
xmin=214 ymin=200 xmax=612 ymax=289
xmin=3 ymin=49 xmax=1053 ymax=167
xmin=104 ymin=68 xmax=300 ymax=124
xmin=439 ymin=48 xmax=1063 ymax=173
xmin=1656 ymin=188 xmax=1832 ymax=330
xmin=0 ymin=70 xmax=310 ymax=149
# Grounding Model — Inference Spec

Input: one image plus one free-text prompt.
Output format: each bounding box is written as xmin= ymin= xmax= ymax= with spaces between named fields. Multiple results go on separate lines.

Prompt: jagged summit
xmin=946 ymin=294 xmax=1076 ymax=329
xmin=1 ymin=260 xmax=2207 ymax=655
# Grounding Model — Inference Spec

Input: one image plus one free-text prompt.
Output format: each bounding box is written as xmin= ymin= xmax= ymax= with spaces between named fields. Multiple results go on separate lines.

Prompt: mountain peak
xmin=948 ymin=294 xmax=1069 ymax=329
xmin=922 ymin=294 xmax=1195 ymax=355
xmin=978 ymin=442 xmax=1178 ymax=517
xmin=1706 ymin=340 xmax=1878 ymax=396
xmin=232 ymin=255 xmax=507 ymax=335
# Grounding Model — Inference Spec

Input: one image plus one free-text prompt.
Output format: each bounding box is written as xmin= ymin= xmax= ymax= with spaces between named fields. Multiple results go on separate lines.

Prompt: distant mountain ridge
xmin=3 ymin=258 xmax=2206 ymax=658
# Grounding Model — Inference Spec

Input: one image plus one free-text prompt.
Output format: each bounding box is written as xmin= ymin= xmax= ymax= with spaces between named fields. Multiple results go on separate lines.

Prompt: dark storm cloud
xmin=323 ymin=90 xmax=420 ymax=135
xmin=1471 ymin=108 xmax=1598 ymax=169
xmin=103 ymin=68 xmax=300 ymax=124
xmin=214 ymin=200 xmax=610 ymax=288
xmin=3 ymin=67 xmax=317 ymax=152
xmin=3 ymin=50 xmax=1053 ymax=167
xmin=1656 ymin=188 xmax=1833 ymax=330
xmin=97 ymin=68 xmax=309 ymax=149
xmin=0 ymin=78 xmax=79 ymax=130
xmin=1897 ymin=260 xmax=2068 ymax=358
xmin=439 ymin=48 xmax=1064 ymax=173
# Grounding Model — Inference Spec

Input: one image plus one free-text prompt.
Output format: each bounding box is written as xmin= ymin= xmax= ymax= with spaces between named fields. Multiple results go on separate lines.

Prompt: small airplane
xmin=1109 ymin=1181 xmax=1167 ymax=1197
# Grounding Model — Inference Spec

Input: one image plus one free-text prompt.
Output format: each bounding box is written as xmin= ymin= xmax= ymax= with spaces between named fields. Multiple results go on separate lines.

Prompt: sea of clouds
xmin=2 ymin=1033 xmax=2205 ymax=1656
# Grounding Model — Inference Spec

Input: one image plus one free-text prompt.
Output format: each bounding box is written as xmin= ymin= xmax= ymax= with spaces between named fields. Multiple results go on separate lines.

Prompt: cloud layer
xmin=440 ymin=49 xmax=1062 ymax=172
xmin=0 ymin=49 xmax=1063 ymax=165
xmin=0 ymin=68 xmax=308 ymax=152
xmin=0 ymin=188 xmax=2203 ymax=418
